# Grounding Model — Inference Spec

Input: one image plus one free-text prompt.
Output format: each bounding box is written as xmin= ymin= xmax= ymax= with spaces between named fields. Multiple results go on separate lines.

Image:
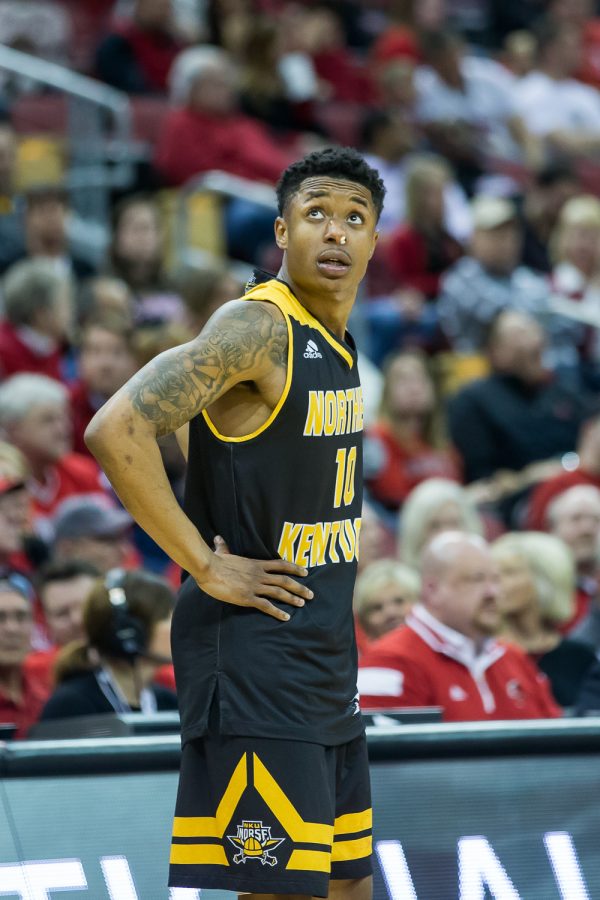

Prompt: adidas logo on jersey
xmin=304 ymin=339 xmax=322 ymax=359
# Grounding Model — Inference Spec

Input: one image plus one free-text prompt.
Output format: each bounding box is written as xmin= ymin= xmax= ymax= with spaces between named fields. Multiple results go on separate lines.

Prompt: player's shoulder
xmin=197 ymin=296 xmax=286 ymax=339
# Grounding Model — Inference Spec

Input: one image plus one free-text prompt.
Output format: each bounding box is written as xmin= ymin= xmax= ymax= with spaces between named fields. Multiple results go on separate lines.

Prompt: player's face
xmin=275 ymin=177 xmax=379 ymax=297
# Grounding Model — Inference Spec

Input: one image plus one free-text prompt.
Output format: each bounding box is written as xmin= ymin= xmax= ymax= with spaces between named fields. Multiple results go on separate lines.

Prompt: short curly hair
xmin=276 ymin=147 xmax=386 ymax=221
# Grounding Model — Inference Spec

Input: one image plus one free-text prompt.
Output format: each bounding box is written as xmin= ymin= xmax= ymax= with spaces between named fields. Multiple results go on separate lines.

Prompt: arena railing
xmin=174 ymin=170 xmax=277 ymax=278
xmin=0 ymin=44 xmax=135 ymax=254
xmin=1 ymin=719 xmax=599 ymax=898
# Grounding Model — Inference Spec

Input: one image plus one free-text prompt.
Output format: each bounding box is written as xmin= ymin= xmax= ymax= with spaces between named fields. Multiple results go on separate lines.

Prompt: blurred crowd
xmin=3 ymin=0 xmax=600 ymax=736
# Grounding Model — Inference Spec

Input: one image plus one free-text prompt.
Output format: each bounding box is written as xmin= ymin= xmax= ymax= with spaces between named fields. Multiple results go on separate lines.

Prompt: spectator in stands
xmin=398 ymin=478 xmax=482 ymax=569
xmin=156 ymin=45 xmax=291 ymax=188
xmin=26 ymin=560 xmax=100 ymax=691
xmin=77 ymin=277 xmax=134 ymax=326
xmin=439 ymin=197 xmax=549 ymax=353
xmin=0 ymin=476 xmax=27 ymax=572
xmin=519 ymin=162 xmax=580 ymax=274
xmin=447 ymin=311 xmax=596 ymax=488
xmin=361 ymin=111 xmax=471 ymax=241
xmin=39 ymin=570 xmax=177 ymax=720
xmin=0 ymin=375 xmax=106 ymax=533
xmin=105 ymin=195 xmax=183 ymax=324
xmin=365 ymin=351 xmax=461 ymax=513
xmin=0 ymin=120 xmax=26 ymax=273
xmin=95 ymin=0 xmax=185 ymax=94
xmin=237 ymin=17 xmax=320 ymax=137
xmin=0 ymin=1 xmax=71 ymax=85
xmin=51 ymin=496 xmax=133 ymax=575
xmin=0 ymin=573 xmax=50 ymax=738
xmin=0 ymin=259 xmax=73 ymax=382
xmin=358 ymin=532 xmax=561 ymax=721
xmin=1 ymin=187 xmax=96 ymax=281
xmin=69 ymin=314 xmax=137 ymax=456
xmin=548 ymin=195 xmax=600 ymax=384
xmin=414 ymin=30 xmax=541 ymax=193
xmin=527 ymin=416 xmax=600 ymax=530
xmin=177 ymin=264 xmax=242 ymax=335
xmin=547 ymin=0 xmax=600 ymax=90
xmin=155 ymin=45 xmax=292 ymax=261
xmin=301 ymin=5 xmax=376 ymax=104
xmin=386 ymin=154 xmax=464 ymax=297
xmin=366 ymin=155 xmax=466 ymax=362
xmin=548 ymin=485 xmax=600 ymax=637
xmin=358 ymin=500 xmax=394 ymax=575
xmin=512 ymin=18 xmax=600 ymax=161
xmin=492 ymin=531 xmax=596 ymax=707
xmin=354 ymin=558 xmax=420 ymax=655
xmin=0 ymin=443 xmax=43 ymax=576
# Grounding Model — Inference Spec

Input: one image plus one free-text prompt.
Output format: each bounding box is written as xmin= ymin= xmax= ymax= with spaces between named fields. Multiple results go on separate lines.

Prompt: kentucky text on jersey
xmin=278 ymin=518 xmax=362 ymax=567
xmin=303 ymin=387 xmax=364 ymax=437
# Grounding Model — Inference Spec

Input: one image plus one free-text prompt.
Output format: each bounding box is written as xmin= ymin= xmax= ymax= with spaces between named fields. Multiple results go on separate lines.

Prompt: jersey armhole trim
xmin=200 ymin=305 xmax=293 ymax=443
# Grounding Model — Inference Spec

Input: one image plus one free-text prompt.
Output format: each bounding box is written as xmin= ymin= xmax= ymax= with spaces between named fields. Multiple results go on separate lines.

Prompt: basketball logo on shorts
xmin=227 ymin=819 xmax=285 ymax=866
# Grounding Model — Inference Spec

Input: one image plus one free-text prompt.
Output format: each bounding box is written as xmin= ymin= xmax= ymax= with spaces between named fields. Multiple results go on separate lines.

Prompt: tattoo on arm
xmin=127 ymin=302 xmax=287 ymax=436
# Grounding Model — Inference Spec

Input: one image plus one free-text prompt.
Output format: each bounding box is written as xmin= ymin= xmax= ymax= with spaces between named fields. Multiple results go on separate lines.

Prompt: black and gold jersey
xmin=171 ymin=276 xmax=365 ymax=746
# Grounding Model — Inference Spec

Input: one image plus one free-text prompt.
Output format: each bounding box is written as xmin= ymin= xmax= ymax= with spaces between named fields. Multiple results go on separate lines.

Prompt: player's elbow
xmin=84 ymin=406 xmax=115 ymax=461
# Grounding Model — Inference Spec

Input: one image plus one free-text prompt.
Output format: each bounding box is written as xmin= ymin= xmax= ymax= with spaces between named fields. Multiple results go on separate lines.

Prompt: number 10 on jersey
xmin=333 ymin=446 xmax=357 ymax=508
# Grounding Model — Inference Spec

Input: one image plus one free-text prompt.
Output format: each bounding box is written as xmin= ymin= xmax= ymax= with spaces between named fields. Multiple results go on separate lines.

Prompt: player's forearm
xmin=85 ymin=402 xmax=212 ymax=579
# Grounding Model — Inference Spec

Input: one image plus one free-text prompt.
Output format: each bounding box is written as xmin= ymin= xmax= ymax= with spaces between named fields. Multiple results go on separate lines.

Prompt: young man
xmin=85 ymin=147 xmax=384 ymax=899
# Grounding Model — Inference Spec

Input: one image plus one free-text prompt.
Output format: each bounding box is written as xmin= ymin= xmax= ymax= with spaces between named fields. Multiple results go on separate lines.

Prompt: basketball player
xmin=85 ymin=147 xmax=385 ymax=900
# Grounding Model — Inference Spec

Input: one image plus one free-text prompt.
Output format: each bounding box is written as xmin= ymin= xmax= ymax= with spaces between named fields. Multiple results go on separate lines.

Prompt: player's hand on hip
xmin=193 ymin=535 xmax=313 ymax=621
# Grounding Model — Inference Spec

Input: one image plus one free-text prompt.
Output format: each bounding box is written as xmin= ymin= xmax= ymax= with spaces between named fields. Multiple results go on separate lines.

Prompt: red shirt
xmin=113 ymin=20 xmax=183 ymax=92
xmin=386 ymin=224 xmax=463 ymax=299
xmin=526 ymin=468 xmax=600 ymax=530
xmin=24 ymin=647 xmax=58 ymax=693
xmin=28 ymin=453 xmax=106 ymax=528
xmin=365 ymin=420 xmax=462 ymax=511
xmin=0 ymin=662 xmax=52 ymax=738
xmin=0 ymin=320 xmax=63 ymax=382
xmin=69 ymin=380 xmax=99 ymax=456
xmin=358 ymin=605 xmax=561 ymax=722
xmin=155 ymin=107 xmax=292 ymax=188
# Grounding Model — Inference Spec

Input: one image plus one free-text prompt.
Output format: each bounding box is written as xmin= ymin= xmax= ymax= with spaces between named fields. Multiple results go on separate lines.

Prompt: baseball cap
xmin=53 ymin=496 xmax=133 ymax=541
xmin=0 ymin=476 xmax=26 ymax=497
xmin=471 ymin=196 xmax=517 ymax=230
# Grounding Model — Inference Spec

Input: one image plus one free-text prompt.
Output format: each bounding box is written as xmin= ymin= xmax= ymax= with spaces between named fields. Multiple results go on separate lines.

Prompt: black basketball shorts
xmin=168 ymin=731 xmax=372 ymax=897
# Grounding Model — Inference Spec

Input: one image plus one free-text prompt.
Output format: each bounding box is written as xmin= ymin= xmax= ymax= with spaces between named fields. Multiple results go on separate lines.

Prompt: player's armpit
xmin=125 ymin=299 xmax=287 ymax=437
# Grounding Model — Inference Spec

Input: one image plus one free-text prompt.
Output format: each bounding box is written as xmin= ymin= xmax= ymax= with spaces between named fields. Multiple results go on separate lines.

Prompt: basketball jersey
xmin=171 ymin=276 xmax=365 ymax=746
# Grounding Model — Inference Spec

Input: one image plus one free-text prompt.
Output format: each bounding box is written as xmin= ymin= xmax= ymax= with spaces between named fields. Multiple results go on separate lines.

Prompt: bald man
xmin=358 ymin=532 xmax=561 ymax=721
xmin=447 ymin=309 xmax=596 ymax=487
xmin=550 ymin=484 xmax=600 ymax=643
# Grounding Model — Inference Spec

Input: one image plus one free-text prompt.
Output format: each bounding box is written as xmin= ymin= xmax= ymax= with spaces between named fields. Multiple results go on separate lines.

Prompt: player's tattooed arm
xmin=127 ymin=300 xmax=287 ymax=436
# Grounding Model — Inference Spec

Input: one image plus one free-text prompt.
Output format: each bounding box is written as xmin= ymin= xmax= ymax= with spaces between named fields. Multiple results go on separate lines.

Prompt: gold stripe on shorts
xmin=332 ymin=835 xmax=373 ymax=863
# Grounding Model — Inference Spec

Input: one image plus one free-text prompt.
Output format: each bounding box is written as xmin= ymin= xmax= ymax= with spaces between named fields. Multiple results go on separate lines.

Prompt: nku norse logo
xmin=227 ymin=820 xmax=285 ymax=866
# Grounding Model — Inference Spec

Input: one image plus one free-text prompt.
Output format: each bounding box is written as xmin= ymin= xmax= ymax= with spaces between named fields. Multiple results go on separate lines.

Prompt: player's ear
xmin=274 ymin=216 xmax=288 ymax=250
xmin=368 ymin=230 xmax=379 ymax=260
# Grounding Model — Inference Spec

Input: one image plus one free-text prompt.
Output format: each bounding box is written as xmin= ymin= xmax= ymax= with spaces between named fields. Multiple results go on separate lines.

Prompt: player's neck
xmin=278 ymin=263 xmax=354 ymax=340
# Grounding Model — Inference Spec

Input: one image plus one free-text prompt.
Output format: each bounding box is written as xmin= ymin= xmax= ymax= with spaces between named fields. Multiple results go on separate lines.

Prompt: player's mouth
xmin=316 ymin=249 xmax=351 ymax=278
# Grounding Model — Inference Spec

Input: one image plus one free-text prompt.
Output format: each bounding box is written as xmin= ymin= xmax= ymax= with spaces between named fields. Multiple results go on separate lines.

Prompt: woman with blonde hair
xmin=549 ymin=194 xmax=600 ymax=378
xmin=492 ymin=531 xmax=596 ymax=707
xmin=354 ymin=558 xmax=420 ymax=651
xmin=398 ymin=477 xmax=482 ymax=569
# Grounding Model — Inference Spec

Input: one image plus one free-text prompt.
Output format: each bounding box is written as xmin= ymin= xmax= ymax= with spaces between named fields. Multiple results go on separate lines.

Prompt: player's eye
xmin=347 ymin=212 xmax=364 ymax=224
xmin=307 ymin=207 xmax=325 ymax=219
